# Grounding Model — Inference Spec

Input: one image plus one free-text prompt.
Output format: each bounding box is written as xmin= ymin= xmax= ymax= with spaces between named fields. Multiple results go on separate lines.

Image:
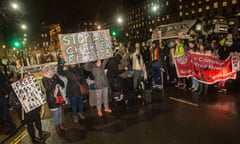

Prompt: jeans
xmin=191 ymin=77 xmax=199 ymax=88
xmin=133 ymin=70 xmax=143 ymax=90
xmin=152 ymin=67 xmax=163 ymax=85
xmin=69 ymin=96 xmax=83 ymax=116
xmin=95 ymin=87 xmax=109 ymax=111
xmin=52 ymin=106 xmax=62 ymax=125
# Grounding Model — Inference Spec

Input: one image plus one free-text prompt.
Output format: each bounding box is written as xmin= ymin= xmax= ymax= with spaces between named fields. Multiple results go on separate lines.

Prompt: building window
xmin=166 ymin=1 xmax=169 ymax=6
xmin=179 ymin=5 xmax=182 ymax=9
xmin=232 ymin=0 xmax=237 ymax=4
xmin=179 ymin=11 xmax=183 ymax=16
xmin=185 ymin=12 xmax=189 ymax=16
xmin=166 ymin=15 xmax=170 ymax=19
xmin=222 ymin=1 xmax=227 ymax=7
xmin=185 ymin=5 xmax=189 ymax=8
xmin=198 ymin=8 xmax=202 ymax=13
xmin=198 ymin=0 xmax=202 ymax=4
xmin=206 ymin=0 xmax=210 ymax=2
xmin=206 ymin=5 xmax=210 ymax=10
xmin=179 ymin=0 xmax=182 ymax=2
xmin=191 ymin=2 xmax=195 ymax=6
xmin=192 ymin=10 xmax=195 ymax=14
xmin=214 ymin=2 xmax=218 ymax=8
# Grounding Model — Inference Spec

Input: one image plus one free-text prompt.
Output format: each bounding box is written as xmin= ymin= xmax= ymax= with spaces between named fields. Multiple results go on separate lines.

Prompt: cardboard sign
xmin=174 ymin=52 xmax=238 ymax=84
xmin=58 ymin=29 xmax=113 ymax=65
xmin=11 ymin=75 xmax=45 ymax=113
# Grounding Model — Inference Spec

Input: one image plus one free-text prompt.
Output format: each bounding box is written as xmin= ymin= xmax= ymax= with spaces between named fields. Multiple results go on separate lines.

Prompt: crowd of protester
xmin=0 ymin=31 xmax=240 ymax=143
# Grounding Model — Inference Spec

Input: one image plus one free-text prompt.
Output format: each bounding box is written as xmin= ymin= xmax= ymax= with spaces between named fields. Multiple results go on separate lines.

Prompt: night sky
xmin=24 ymin=0 xmax=122 ymax=24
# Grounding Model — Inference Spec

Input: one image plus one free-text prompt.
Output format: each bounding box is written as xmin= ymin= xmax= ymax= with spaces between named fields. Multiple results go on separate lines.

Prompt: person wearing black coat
xmin=58 ymin=64 xmax=86 ymax=123
xmin=106 ymin=54 xmax=128 ymax=90
xmin=0 ymin=71 xmax=16 ymax=130
xmin=42 ymin=65 xmax=68 ymax=133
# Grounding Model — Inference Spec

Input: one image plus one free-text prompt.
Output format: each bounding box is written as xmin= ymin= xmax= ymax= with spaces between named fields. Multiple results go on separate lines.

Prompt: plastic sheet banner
xmin=58 ymin=29 xmax=113 ymax=65
xmin=11 ymin=75 xmax=45 ymax=113
xmin=174 ymin=52 xmax=238 ymax=84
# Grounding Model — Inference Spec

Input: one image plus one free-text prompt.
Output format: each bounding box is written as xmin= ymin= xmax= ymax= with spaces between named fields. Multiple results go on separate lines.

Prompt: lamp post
xmin=116 ymin=16 xmax=124 ymax=41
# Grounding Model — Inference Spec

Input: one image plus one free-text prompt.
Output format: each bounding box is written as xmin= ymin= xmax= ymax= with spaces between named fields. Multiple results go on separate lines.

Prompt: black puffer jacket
xmin=42 ymin=74 xmax=64 ymax=109
xmin=107 ymin=54 xmax=125 ymax=85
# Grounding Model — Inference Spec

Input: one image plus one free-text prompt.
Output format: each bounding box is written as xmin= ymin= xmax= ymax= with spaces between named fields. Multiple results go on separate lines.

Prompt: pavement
xmin=1 ymin=80 xmax=240 ymax=144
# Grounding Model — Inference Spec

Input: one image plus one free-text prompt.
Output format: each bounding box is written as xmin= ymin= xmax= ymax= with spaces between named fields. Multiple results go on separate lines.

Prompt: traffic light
xmin=112 ymin=31 xmax=117 ymax=36
xmin=110 ymin=28 xmax=118 ymax=37
xmin=12 ymin=39 xmax=22 ymax=49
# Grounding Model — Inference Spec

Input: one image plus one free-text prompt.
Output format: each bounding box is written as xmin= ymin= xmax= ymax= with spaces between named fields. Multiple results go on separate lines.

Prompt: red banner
xmin=174 ymin=52 xmax=238 ymax=84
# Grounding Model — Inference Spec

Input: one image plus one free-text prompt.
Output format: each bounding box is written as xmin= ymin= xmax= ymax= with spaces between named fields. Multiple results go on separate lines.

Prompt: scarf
xmin=150 ymin=47 xmax=159 ymax=62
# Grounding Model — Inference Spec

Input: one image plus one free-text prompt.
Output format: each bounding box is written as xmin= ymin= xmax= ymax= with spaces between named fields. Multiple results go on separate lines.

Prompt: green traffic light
xmin=12 ymin=40 xmax=22 ymax=49
xmin=112 ymin=31 xmax=117 ymax=36
xmin=14 ymin=42 xmax=20 ymax=47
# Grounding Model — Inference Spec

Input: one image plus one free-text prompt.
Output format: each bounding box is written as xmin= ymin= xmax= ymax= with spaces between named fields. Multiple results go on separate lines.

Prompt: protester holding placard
xmin=42 ymin=65 xmax=68 ymax=133
xmin=58 ymin=64 xmax=86 ymax=123
xmin=84 ymin=59 xmax=112 ymax=117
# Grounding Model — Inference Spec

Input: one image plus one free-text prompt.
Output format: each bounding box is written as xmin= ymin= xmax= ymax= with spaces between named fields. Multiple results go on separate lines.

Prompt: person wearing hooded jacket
xmin=42 ymin=65 xmax=68 ymax=133
xmin=106 ymin=53 xmax=128 ymax=89
xmin=84 ymin=59 xmax=112 ymax=117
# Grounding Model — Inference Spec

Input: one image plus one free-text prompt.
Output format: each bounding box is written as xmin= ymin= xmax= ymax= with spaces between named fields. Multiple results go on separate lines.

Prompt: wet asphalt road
xmin=4 ymin=85 xmax=240 ymax=144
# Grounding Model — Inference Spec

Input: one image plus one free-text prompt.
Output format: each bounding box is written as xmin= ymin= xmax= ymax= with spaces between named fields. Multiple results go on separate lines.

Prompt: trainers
xmin=98 ymin=110 xmax=103 ymax=117
xmin=32 ymin=137 xmax=44 ymax=143
xmin=104 ymin=107 xmax=112 ymax=113
xmin=158 ymin=85 xmax=163 ymax=90
xmin=73 ymin=116 xmax=79 ymax=123
xmin=137 ymin=95 xmax=142 ymax=99
xmin=78 ymin=113 xmax=85 ymax=120
xmin=192 ymin=87 xmax=198 ymax=92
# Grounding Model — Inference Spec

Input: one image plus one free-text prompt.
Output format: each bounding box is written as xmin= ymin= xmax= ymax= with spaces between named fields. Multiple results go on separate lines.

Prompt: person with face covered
xmin=42 ymin=65 xmax=68 ymax=133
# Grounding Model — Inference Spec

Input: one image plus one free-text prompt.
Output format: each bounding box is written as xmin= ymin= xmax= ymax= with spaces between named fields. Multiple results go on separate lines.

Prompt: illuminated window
xmin=192 ymin=10 xmax=195 ymax=14
xmin=206 ymin=5 xmax=210 ymax=10
xmin=179 ymin=11 xmax=183 ymax=16
xmin=185 ymin=12 xmax=189 ymax=16
xmin=214 ymin=2 xmax=218 ymax=8
xmin=162 ymin=18 xmax=165 ymax=21
xmin=198 ymin=8 xmax=202 ymax=12
xmin=222 ymin=1 xmax=227 ymax=6
xmin=198 ymin=0 xmax=202 ymax=4
xmin=206 ymin=0 xmax=210 ymax=2
xmin=185 ymin=5 xmax=189 ymax=8
xmin=179 ymin=0 xmax=182 ymax=2
xmin=192 ymin=2 xmax=195 ymax=6
xmin=232 ymin=0 xmax=237 ymax=4
xmin=166 ymin=15 xmax=170 ymax=19
xmin=152 ymin=20 xmax=155 ymax=24
xmin=166 ymin=1 xmax=169 ymax=6
xmin=179 ymin=5 xmax=182 ymax=9
xmin=41 ymin=34 xmax=44 ymax=37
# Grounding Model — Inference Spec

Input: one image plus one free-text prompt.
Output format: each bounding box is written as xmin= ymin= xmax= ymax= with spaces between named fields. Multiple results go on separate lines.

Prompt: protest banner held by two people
xmin=11 ymin=29 xmax=113 ymax=113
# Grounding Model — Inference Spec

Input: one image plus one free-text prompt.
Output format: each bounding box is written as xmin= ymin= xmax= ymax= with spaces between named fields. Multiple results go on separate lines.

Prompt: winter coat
xmin=59 ymin=66 xmax=86 ymax=97
xmin=84 ymin=59 xmax=109 ymax=89
xmin=0 ymin=72 xmax=10 ymax=99
xmin=107 ymin=54 xmax=126 ymax=84
xmin=42 ymin=74 xmax=64 ymax=109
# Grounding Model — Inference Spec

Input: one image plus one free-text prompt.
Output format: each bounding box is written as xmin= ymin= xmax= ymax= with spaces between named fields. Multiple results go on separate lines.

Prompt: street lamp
xmin=21 ymin=24 xmax=27 ymax=30
xmin=117 ymin=17 xmax=123 ymax=24
xmin=11 ymin=2 xmax=19 ymax=10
